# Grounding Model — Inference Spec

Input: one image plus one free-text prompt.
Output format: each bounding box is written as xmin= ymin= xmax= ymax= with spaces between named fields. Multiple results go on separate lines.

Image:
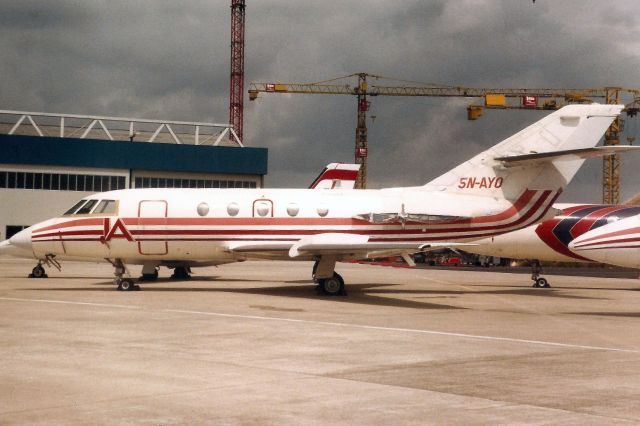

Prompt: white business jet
xmin=0 ymin=104 xmax=625 ymax=295
xmin=461 ymin=203 xmax=640 ymax=287
xmin=569 ymin=212 xmax=640 ymax=268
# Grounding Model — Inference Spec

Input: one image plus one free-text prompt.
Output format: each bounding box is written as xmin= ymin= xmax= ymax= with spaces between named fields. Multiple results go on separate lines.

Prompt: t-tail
xmin=425 ymin=104 xmax=626 ymax=205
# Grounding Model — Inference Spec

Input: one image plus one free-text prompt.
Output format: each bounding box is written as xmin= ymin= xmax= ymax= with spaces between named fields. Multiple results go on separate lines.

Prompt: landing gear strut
xmin=312 ymin=256 xmax=346 ymax=296
xmin=108 ymin=258 xmax=139 ymax=291
xmin=171 ymin=266 xmax=191 ymax=280
xmin=139 ymin=263 xmax=159 ymax=282
xmin=530 ymin=260 xmax=550 ymax=288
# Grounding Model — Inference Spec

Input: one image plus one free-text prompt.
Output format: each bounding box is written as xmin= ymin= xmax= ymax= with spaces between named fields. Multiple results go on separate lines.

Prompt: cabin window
xmin=76 ymin=199 xmax=98 ymax=214
xmin=63 ymin=200 xmax=88 ymax=215
xmin=227 ymin=202 xmax=240 ymax=216
xmin=255 ymin=202 xmax=270 ymax=217
xmin=197 ymin=202 xmax=210 ymax=216
xmin=287 ymin=203 xmax=299 ymax=217
xmin=94 ymin=200 xmax=117 ymax=214
xmin=317 ymin=205 xmax=329 ymax=217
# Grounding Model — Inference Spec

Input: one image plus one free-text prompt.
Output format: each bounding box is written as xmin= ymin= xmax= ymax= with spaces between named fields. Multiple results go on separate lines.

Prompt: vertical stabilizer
xmin=425 ymin=104 xmax=623 ymax=201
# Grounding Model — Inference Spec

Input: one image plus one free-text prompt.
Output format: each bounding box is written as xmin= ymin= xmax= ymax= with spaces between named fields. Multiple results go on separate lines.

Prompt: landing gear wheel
xmin=29 ymin=264 xmax=47 ymax=279
xmin=533 ymin=277 xmax=550 ymax=288
xmin=171 ymin=266 xmax=191 ymax=280
xmin=117 ymin=278 xmax=138 ymax=291
xmin=318 ymin=272 xmax=345 ymax=296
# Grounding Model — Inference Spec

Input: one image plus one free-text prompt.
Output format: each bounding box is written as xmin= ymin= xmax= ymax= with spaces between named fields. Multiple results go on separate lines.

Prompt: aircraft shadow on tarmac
xmin=21 ymin=274 xmax=616 ymax=310
xmin=568 ymin=311 xmax=640 ymax=318
xmin=22 ymin=280 xmax=467 ymax=311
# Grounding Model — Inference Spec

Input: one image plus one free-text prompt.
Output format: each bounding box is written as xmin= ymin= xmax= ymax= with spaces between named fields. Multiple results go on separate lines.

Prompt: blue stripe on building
xmin=0 ymin=134 xmax=268 ymax=175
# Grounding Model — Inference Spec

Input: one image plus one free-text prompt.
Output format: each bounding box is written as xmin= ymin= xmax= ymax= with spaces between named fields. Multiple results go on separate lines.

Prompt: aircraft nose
xmin=9 ymin=227 xmax=33 ymax=251
xmin=0 ymin=238 xmax=34 ymax=258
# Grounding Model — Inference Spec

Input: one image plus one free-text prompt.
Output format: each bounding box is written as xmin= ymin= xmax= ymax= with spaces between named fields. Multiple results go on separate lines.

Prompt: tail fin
xmin=309 ymin=163 xmax=360 ymax=189
xmin=425 ymin=104 xmax=623 ymax=201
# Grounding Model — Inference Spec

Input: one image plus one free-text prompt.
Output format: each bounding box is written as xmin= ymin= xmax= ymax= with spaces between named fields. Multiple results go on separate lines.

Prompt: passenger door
xmin=137 ymin=200 xmax=168 ymax=255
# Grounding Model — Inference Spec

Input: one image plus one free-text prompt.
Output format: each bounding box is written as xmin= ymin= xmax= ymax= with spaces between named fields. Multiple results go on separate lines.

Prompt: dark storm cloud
xmin=1 ymin=1 xmax=640 ymax=201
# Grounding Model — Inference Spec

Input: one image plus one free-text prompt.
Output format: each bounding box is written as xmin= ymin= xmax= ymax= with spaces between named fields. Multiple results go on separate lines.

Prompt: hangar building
xmin=0 ymin=110 xmax=268 ymax=240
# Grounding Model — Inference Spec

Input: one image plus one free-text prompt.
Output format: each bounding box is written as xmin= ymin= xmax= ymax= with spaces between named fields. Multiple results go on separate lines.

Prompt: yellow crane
xmin=249 ymin=73 xmax=639 ymax=202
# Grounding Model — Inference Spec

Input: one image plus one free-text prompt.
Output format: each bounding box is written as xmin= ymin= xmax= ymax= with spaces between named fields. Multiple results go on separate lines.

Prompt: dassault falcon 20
xmin=463 ymin=203 xmax=640 ymax=287
xmin=0 ymin=104 xmax=629 ymax=295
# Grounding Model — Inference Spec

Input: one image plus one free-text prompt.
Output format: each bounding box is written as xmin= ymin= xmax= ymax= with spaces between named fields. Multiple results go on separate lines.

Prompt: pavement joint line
xmin=165 ymin=308 xmax=640 ymax=354
xmin=0 ymin=296 xmax=139 ymax=310
xmin=2 ymin=295 xmax=638 ymax=354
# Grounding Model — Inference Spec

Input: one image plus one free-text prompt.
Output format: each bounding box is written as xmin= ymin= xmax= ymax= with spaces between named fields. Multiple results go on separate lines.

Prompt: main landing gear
xmin=530 ymin=260 xmax=550 ymax=288
xmin=139 ymin=263 xmax=159 ymax=282
xmin=313 ymin=258 xmax=346 ymax=296
xmin=171 ymin=266 xmax=191 ymax=280
xmin=108 ymin=258 xmax=139 ymax=291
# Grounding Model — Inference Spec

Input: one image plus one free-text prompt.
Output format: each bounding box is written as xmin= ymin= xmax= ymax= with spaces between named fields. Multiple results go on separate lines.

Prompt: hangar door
xmin=138 ymin=200 xmax=168 ymax=255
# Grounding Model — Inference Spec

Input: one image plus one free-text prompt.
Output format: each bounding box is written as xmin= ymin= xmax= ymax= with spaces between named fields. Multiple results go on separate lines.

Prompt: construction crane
xmin=229 ymin=0 xmax=246 ymax=143
xmin=249 ymin=73 xmax=639 ymax=202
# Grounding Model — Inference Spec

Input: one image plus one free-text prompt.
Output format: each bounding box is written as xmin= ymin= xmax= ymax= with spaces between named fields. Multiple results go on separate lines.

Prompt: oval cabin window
xmin=197 ymin=202 xmax=210 ymax=217
xmin=256 ymin=202 xmax=269 ymax=217
xmin=227 ymin=202 xmax=240 ymax=216
xmin=287 ymin=203 xmax=299 ymax=217
xmin=317 ymin=205 xmax=329 ymax=217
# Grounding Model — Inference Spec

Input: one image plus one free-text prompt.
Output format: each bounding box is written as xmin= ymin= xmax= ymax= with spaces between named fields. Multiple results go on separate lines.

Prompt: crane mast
xmin=229 ymin=0 xmax=246 ymax=143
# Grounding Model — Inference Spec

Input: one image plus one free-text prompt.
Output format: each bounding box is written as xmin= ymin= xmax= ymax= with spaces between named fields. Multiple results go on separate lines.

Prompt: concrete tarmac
xmin=1 ymin=258 xmax=640 ymax=425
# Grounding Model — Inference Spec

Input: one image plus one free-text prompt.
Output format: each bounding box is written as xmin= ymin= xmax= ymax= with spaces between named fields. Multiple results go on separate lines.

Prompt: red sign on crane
xmin=523 ymin=96 xmax=538 ymax=108
xmin=356 ymin=148 xmax=368 ymax=158
xmin=359 ymin=100 xmax=370 ymax=112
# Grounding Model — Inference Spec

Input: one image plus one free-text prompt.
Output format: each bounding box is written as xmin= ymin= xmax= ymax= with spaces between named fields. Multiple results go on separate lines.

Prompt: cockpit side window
xmin=76 ymin=199 xmax=98 ymax=215
xmin=63 ymin=200 xmax=89 ymax=215
xmin=94 ymin=200 xmax=117 ymax=214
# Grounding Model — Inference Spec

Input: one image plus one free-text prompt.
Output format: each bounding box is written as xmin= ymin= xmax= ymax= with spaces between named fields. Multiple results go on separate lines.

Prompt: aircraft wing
xmin=354 ymin=212 xmax=468 ymax=224
xmin=225 ymin=241 xmax=294 ymax=253
xmin=287 ymin=233 xmax=475 ymax=258
xmin=226 ymin=233 xmax=475 ymax=260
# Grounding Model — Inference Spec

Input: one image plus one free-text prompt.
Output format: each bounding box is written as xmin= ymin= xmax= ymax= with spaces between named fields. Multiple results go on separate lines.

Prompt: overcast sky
xmin=2 ymin=0 xmax=640 ymax=202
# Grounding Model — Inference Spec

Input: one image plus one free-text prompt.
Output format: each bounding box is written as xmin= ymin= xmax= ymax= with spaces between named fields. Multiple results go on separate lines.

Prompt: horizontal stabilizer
xmin=495 ymin=146 xmax=640 ymax=168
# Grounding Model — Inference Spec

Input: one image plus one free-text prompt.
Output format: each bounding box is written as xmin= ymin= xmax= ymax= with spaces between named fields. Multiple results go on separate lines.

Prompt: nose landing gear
xmin=28 ymin=255 xmax=61 ymax=279
xmin=29 ymin=263 xmax=47 ymax=279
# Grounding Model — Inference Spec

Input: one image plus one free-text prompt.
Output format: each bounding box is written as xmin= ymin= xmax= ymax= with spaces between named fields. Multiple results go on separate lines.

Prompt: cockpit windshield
xmin=76 ymin=200 xmax=98 ymax=214
xmin=63 ymin=200 xmax=88 ymax=215
xmin=63 ymin=199 xmax=118 ymax=215
xmin=94 ymin=200 xmax=117 ymax=214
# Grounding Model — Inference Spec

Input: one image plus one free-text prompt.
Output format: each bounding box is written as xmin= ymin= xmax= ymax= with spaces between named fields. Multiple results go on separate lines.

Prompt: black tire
xmin=536 ymin=278 xmax=550 ymax=288
xmin=119 ymin=279 xmax=135 ymax=291
xmin=31 ymin=265 xmax=46 ymax=279
xmin=319 ymin=272 xmax=345 ymax=296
